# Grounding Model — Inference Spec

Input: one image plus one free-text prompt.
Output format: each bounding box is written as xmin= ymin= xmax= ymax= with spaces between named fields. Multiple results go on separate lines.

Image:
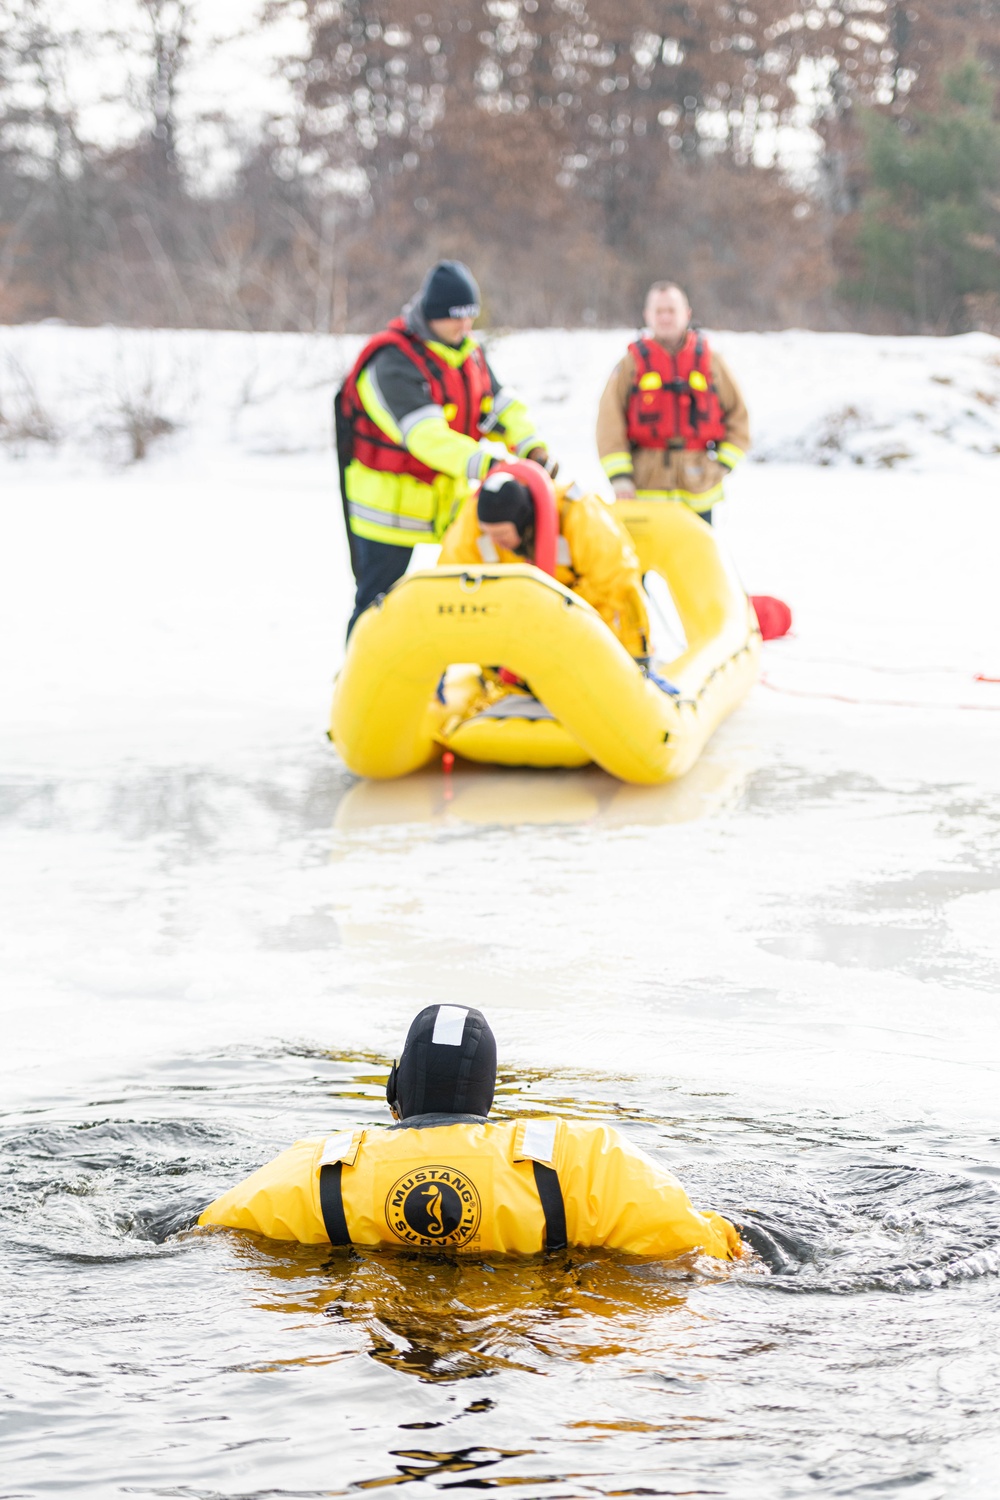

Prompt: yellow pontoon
xmin=329 ymin=491 xmax=760 ymax=786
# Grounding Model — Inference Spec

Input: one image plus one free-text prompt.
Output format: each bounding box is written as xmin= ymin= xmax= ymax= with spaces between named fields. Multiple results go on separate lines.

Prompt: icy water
xmin=3 ymin=732 xmax=1000 ymax=1498
xmin=2 ymin=464 xmax=1000 ymax=1495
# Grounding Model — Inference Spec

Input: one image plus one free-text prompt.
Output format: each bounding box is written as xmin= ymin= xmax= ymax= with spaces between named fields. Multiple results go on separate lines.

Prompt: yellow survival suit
xmin=200 ymin=1005 xmax=742 ymax=1262
xmin=200 ymin=1116 xmax=740 ymax=1259
xmin=438 ymin=480 xmax=651 ymax=659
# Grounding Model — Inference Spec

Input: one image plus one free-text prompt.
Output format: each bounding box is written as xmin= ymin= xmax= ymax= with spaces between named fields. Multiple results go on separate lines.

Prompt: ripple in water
xmin=2 ymin=1048 xmax=999 ymax=1496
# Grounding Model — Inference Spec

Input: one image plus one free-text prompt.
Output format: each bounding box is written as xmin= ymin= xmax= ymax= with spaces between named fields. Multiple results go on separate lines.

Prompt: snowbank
xmin=1 ymin=323 xmax=998 ymax=484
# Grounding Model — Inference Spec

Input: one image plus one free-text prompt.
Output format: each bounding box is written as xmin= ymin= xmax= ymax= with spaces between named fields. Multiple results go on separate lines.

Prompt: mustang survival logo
xmin=385 ymin=1165 xmax=482 ymax=1248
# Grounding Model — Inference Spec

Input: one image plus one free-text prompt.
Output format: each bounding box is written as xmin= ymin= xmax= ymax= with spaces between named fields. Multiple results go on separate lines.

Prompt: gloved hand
xmin=611 ymin=475 xmax=637 ymax=499
xmin=636 ymin=657 xmax=680 ymax=696
xmin=526 ymin=446 xmax=559 ymax=480
xmin=714 ymin=442 xmax=742 ymax=473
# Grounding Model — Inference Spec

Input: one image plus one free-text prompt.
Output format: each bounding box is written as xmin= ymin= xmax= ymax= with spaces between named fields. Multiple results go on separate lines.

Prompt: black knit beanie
xmin=386 ymin=1006 xmax=497 ymax=1120
xmin=477 ymin=472 xmax=534 ymax=539
xmin=420 ymin=260 xmax=481 ymax=322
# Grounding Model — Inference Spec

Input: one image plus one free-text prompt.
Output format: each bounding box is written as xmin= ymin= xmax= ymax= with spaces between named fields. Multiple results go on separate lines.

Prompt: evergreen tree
xmin=850 ymin=60 xmax=1000 ymax=330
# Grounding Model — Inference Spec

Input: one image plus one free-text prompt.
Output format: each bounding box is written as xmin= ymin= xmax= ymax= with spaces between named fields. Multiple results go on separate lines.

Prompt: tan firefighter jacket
xmin=596 ymin=338 xmax=750 ymax=512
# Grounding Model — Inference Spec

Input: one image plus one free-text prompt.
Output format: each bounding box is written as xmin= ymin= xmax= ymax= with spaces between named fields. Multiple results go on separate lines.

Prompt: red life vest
xmin=625 ymin=331 xmax=727 ymax=452
xmin=337 ymin=318 xmax=494 ymax=484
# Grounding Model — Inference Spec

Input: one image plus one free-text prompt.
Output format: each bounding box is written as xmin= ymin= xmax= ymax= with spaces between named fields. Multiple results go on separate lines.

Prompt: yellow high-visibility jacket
xmin=438 ymin=485 xmax=651 ymax=659
xmin=199 ymin=1116 xmax=743 ymax=1261
xmin=343 ymin=330 xmax=543 ymax=550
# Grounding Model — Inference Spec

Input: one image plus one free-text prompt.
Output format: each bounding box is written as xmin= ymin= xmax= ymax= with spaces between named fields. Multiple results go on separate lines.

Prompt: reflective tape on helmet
xmin=432 ymin=1006 xmax=469 ymax=1046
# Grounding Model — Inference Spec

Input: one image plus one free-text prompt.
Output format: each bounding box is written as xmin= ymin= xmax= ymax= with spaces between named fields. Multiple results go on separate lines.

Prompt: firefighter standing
xmin=596 ymin=282 xmax=750 ymax=523
xmin=336 ymin=261 xmax=549 ymax=636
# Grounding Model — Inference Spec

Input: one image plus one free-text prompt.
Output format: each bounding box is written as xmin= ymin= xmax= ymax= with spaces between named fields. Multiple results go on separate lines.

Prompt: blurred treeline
xmin=1 ymin=0 xmax=998 ymax=333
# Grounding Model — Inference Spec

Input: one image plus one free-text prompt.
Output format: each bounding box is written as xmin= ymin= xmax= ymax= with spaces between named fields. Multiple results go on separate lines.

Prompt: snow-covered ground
xmin=3 ymin=323 xmax=1000 ymax=482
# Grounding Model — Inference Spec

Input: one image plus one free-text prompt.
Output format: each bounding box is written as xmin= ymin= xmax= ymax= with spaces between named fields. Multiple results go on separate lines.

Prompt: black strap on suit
xmin=319 ymin=1161 xmax=351 ymax=1246
xmin=319 ymin=1154 xmax=567 ymax=1252
xmin=532 ymin=1161 xmax=568 ymax=1251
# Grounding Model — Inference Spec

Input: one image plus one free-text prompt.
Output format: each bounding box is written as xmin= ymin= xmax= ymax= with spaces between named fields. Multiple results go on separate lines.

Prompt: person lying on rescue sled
xmin=438 ymin=471 xmax=651 ymax=661
xmin=200 ymin=1005 xmax=744 ymax=1261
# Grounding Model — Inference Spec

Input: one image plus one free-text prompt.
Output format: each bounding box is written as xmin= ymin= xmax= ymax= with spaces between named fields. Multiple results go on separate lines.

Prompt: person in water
xmin=438 ymin=471 xmax=651 ymax=660
xmin=200 ymin=1006 xmax=743 ymax=1261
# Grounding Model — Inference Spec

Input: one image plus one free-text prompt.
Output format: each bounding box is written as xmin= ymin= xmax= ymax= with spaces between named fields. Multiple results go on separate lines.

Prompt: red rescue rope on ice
xmin=759 ymin=674 xmax=1000 ymax=712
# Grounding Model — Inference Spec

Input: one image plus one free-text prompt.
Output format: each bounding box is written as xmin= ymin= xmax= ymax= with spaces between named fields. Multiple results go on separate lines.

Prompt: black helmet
xmin=477 ymin=471 xmax=534 ymax=543
xmin=386 ymin=1005 xmax=497 ymax=1120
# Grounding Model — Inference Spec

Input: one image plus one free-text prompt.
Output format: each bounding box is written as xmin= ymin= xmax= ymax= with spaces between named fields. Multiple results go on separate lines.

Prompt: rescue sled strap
xmin=319 ymin=1161 xmax=351 ymax=1246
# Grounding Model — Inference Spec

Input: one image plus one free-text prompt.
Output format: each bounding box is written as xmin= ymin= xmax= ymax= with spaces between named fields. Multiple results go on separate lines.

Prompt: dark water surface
xmin=2 ymin=736 xmax=1000 ymax=1497
xmin=3 ymin=1047 xmax=1000 ymax=1498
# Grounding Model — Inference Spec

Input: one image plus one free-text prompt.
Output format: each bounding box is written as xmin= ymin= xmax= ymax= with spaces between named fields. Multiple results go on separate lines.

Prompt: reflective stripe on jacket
xmin=437 ymin=485 xmax=651 ymax=659
xmin=199 ymin=1116 xmax=742 ymax=1260
xmin=336 ymin=321 xmax=542 ymax=547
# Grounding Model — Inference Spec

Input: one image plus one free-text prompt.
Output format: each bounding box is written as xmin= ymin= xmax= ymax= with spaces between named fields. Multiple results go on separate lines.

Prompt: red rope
xmin=759 ymin=674 xmax=1000 ymax=712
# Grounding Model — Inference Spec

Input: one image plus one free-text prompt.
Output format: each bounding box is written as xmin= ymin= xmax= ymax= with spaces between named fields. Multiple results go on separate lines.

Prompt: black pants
xmin=347 ymin=534 xmax=412 ymax=638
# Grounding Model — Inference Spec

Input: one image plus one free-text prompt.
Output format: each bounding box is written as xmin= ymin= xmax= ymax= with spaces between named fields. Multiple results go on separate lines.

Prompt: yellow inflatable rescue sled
xmin=330 ymin=469 xmax=759 ymax=786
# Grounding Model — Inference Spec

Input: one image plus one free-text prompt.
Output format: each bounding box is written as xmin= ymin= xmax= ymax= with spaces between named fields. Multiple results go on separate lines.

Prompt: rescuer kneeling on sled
xmin=200 ymin=1005 xmax=743 ymax=1260
xmin=438 ymin=471 xmax=652 ymax=661
xmin=335 ymin=260 xmax=550 ymax=637
xmin=597 ymin=282 xmax=750 ymax=523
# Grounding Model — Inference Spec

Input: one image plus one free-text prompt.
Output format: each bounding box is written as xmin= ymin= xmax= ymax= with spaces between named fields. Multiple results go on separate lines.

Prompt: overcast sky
xmin=38 ymin=1 xmax=304 ymax=160
xmin=31 ymin=1 xmax=821 ymax=184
